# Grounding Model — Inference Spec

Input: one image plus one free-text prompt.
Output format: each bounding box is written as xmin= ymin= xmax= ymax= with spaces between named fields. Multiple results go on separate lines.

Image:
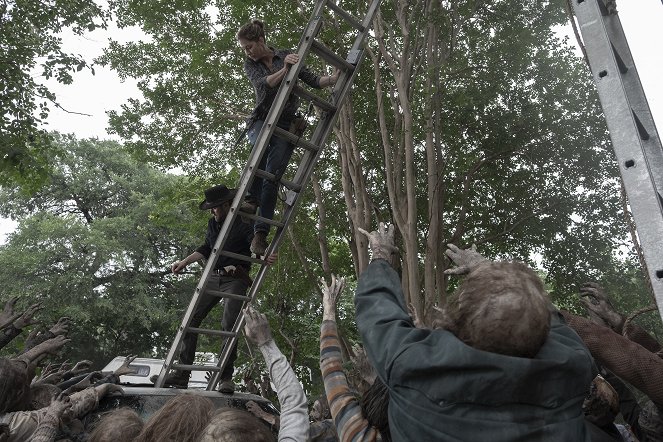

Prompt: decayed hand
xmin=69 ymin=360 xmax=93 ymax=377
xmin=243 ymin=306 xmax=272 ymax=347
xmin=0 ymin=297 xmax=21 ymax=329
xmin=443 ymin=243 xmax=488 ymax=275
xmin=49 ymin=317 xmax=70 ymax=336
xmin=33 ymin=362 xmax=58 ymax=384
xmin=37 ymin=363 xmax=69 ymax=385
xmin=42 ymin=335 xmax=71 ymax=355
xmin=357 ymin=222 xmax=398 ymax=262
xmin=113 ymin=355 xmax=137 ymax=377
xmin=13 ymin=302 xmax=43 ymax=329
xmin=578 ymin=282 xmax=606 ymax=302
xmin=46 ymin=392 xmax=72 ymax=420
xmin=320 ymin=275 xmax=345 ymax=321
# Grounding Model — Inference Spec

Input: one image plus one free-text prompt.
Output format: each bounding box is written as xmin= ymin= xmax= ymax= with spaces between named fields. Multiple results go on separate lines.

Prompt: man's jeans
xmin=179 ymin=275 xmax=248 ymax=381
xmin=247 ymin=118 xmax=294 ymax=234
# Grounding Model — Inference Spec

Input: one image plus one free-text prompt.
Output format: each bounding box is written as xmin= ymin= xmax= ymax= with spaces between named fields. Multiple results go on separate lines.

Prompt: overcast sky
xmin=1 ymin=2 xmax=661 ymax=241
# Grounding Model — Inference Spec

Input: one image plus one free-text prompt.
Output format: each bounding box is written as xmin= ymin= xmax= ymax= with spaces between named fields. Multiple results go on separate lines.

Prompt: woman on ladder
xmin=236 ymin=19 xmax=339 ymax=256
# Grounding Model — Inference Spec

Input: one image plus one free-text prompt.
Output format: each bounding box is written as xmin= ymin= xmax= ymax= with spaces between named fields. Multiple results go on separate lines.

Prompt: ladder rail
xmin=208 ymin=0 xmax=381 ymax=390
xmin=159 ymin=0 xmax=382 ymax=391
xmin=574 ymin=0 xmax=663 ymax=320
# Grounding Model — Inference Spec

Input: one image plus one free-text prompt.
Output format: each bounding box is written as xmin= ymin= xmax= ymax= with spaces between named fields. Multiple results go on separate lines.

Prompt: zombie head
xmin=442 ymin=261 xmax=553 ymax=358
xmin=134 ymin=394 xmax=214 ymax=442
xmin=89 ymin=408 xmax=144 ymax=442
xmin=198 ymin=408 xmax=275 ymax=442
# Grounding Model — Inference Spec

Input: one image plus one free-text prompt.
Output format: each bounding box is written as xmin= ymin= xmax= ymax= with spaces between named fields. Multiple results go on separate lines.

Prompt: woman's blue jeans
xmin=247 ymin=119 xmax=294 ymax=234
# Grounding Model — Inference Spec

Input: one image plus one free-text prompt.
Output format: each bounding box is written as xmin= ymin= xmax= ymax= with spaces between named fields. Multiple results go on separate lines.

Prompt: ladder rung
xmin=311 ymin=40 xmax=355 ymax=71
xmin=273 ymin=127 xmax=320 ymax=152
xmin=218 ymin=250 xmax=269 ymax=264
xmin=293 ymin=85 xmax=336 ymax=113
xmin=172 ymin=363 xmax=222 ymax=372
xmin=205 ymin=289 xmax=252 ymax=302
xmin=610 ymin=43 xmax=628 ymax=74
xmin=327 ymin=1 xmax=365 ymax=31
xmin=254 ymin=169 xmax=303 ymax=192
xmin=239 ymin=212 xmax=285 ymax=228
xmin=187 ymin=327 xmax=236 ymax=338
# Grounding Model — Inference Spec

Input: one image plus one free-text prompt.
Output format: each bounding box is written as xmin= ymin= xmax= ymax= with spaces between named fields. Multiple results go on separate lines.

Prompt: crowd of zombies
xmin=4 ymin=13 xmax=663 ymax=441
xmin=4 ymin=222 xmax=663 ymax=441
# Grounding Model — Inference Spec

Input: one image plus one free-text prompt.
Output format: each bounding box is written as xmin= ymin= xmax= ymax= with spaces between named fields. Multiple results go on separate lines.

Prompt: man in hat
xmin=163 ymin=184 xmax=264 ymax=393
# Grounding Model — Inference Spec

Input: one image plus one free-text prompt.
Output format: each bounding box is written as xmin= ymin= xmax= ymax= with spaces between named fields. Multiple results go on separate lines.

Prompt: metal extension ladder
xmin=155 ymin=0 xmax=382 ymax=390
xmin=573 ymin=0 xmax=663 ymax=320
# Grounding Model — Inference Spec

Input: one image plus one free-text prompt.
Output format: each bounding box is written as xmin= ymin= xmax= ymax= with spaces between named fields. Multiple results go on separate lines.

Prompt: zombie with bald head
xmin=354 ymin=223 xmax=596 ymax=441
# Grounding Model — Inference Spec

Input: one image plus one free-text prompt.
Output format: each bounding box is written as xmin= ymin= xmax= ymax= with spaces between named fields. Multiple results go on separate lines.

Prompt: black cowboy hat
xmin=199 ymin=184 xmax=237 ymax=210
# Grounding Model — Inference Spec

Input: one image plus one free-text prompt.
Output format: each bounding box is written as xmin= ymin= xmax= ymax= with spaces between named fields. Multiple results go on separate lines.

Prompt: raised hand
xmin=0 ymin=297 xmax=21 ymax=329
xmin=113 ymin=355 xmax=137 ymax=377
xmin=443 ymin=243 xmax=488 ymax=276
xmin=578 ymin=283 xmax=607 ymax=306
xmin=13 ymin=302 xmax=43 ymax=329
xmin=357 ymin=222 xmax=398 ymax=263
xmin=320 ymin=275 xmax=345 ymax=321
xmin=37 ymin=363 xmax=69 ymax=385
xmin=243 ymin=306 xmax=272 ymax=347
xmin=49 ymin=317 xmax=70 ymax=336
xmin=46 ymin=392 xmax=72 ymax=419
xmin=578 ymin=282 xmax=622 ymax=329
xmin=43 ymin=335 xmax=71 ymax=355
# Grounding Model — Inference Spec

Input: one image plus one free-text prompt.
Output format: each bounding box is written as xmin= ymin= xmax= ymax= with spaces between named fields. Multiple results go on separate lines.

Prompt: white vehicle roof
xmin=102 ymin=356 xmax=217 ymax=389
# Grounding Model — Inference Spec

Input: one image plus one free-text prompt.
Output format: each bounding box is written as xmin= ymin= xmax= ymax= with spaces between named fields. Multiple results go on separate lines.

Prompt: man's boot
xmin=218 ymin=378 xmax=236 ymax=394
xmin=250 ymin=231 xmax=268 ymax=256
xmin=240 ymin=197 xmax=259 ymax=215
xmin=151 ymin=370 xmax=190 ymax=388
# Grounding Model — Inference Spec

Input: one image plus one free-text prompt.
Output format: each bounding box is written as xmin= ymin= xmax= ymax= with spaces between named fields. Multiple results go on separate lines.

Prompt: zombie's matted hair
xmin=198 ymin=408 xmax=275 ymax=442
xmin=444 ymin=261 xmax=552 ymax=358
xmin=134 ymin=394 xmax=214 ymax=442
xmin=88 ymin=408 xmax=144 ymax=442
xmin=360 ymin=377 xmax=391 ymax=442
xmin=236 ymin=19 xmax=266 ymax=42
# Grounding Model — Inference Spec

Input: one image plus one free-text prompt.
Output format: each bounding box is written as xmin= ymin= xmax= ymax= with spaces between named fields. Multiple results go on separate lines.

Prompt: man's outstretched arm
xmin=355 ymin=224 xmax=429 ymax=382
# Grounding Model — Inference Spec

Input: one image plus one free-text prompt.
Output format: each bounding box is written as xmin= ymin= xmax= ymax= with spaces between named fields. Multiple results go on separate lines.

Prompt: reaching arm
xmin=259 ymin=340 xmax=309 ymax=442
xmin=172 ymin=251 xmax=205 ymax=274
xmin=0 ymin=324 xmax=22 ymax=350
xmin=16 ymin=335 xmax=69 ymax=366
xmin=319 ymin=275 xmax=380 ymax=442
xmin=0 ymin=302 xmax=43 ymax=350
xmin=562 ymin=311 xmax=663 ymax=405
xmin=29 ymin=392 xmax=71 ymax=442
xmin=320 ymin=321 xmax=380 ymax=442
xmin=244 ymin=307 xmax=308 ymax=442
xmin=354 ymin=259 xmax=430 ymax=382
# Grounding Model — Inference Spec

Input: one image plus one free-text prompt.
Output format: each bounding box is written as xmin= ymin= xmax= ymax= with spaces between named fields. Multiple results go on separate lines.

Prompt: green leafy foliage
xmin=84 ymin=0 xmax=663 ymax=390
xmin=0 ymin=0 xmax=108 ymax=190
xmin=0 ymin=134 xmax=205 ymax=367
